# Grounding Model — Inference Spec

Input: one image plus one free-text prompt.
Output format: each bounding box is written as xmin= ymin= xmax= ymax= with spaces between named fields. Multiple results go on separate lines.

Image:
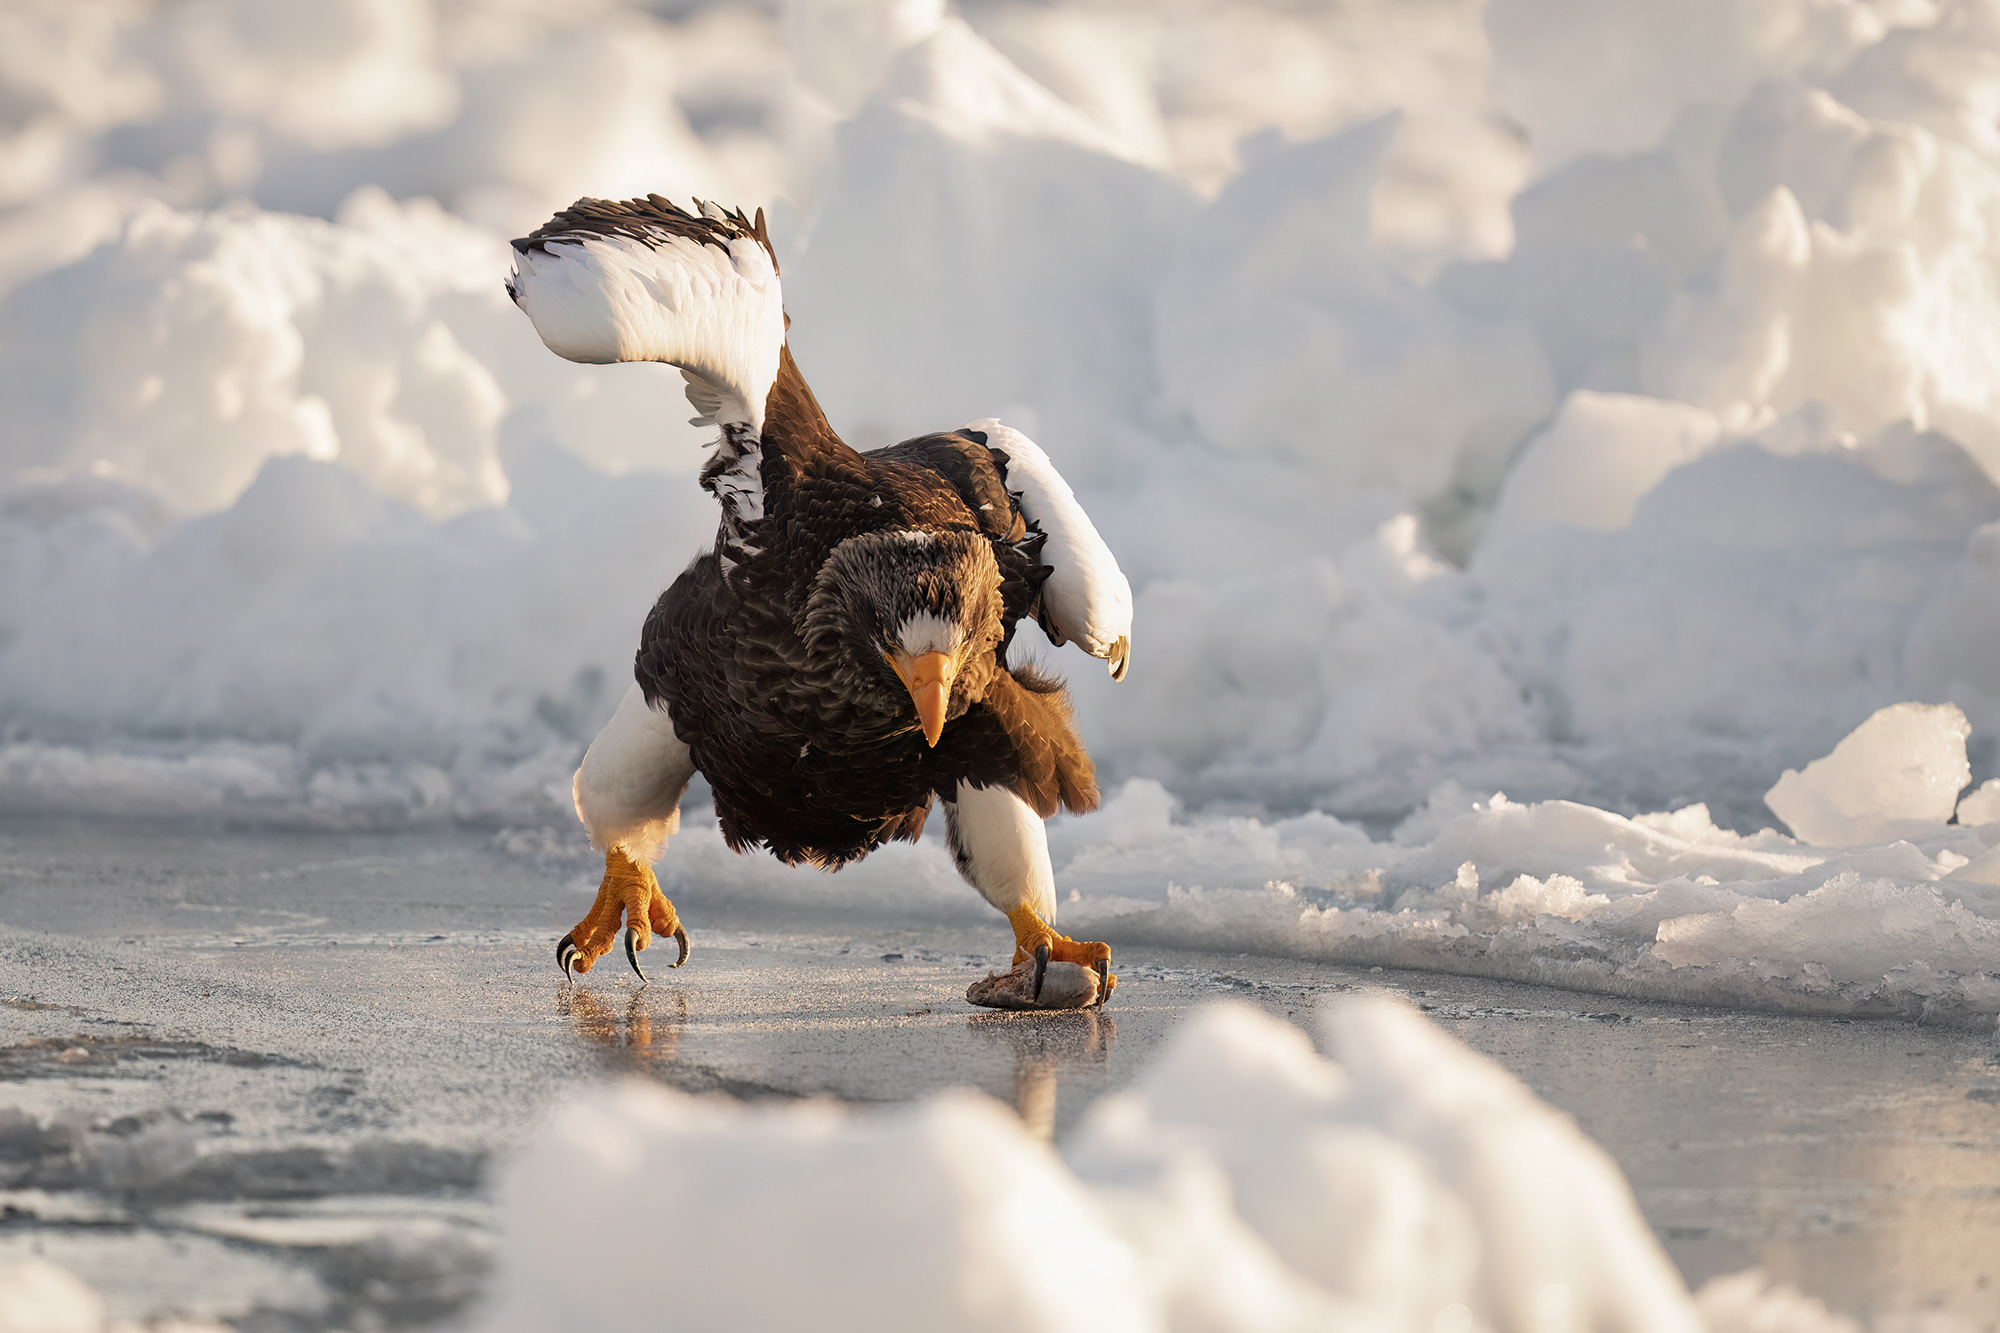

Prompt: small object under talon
xmin=968 ymin=955 xmax=1102 ymax=1010
xmin=670 ymin=925 xmax=691 ymax=967
xmin=625 ymin=927 xmax=647 ymax=982
xmin=1032 ymin=943 xmax=1049 ymax=1001
xmin=557 ymin=933 xmax=578 ymax=984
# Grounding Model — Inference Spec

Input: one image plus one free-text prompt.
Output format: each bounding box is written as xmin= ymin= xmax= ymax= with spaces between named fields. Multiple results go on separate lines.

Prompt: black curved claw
xmin=671 ymin=925 xmax=691 ymax=968
xmin=556 ymin=933 xmax=578 ymax=984
xmin=1095 ymin=958 xmax=1111 ymax=1009
xmin=625 ymin=927 xmax=648 ymax=983
xmin=1032 ymin=943 xmax=1050 ymax=1002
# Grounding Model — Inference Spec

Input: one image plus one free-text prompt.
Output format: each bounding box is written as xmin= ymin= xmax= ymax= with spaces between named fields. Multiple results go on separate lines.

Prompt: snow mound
xmin=1154 ymin=117 xmax=1553 ymax=509
xmin=0 ymin=1257 xmax=231 ymax=1333
xmin=0 ymin=192 xmax=511 ymax=517
xmin=482 ymin=1090 xmax=1141 ymax=1333
xmin=1765 ymin=702 xmax=1972 ymax=846
xmin=0 ymin=1259 xmax=102 ymax=1333
xmin=474 ymin=998 xmax=1857 ymax=1332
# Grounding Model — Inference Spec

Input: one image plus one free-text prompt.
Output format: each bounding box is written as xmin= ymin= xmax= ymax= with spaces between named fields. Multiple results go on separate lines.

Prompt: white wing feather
xmin=509 ymin=231 xmax=784 ymax=435
xmin=967 ymin=418 xmax=1134 ymax=680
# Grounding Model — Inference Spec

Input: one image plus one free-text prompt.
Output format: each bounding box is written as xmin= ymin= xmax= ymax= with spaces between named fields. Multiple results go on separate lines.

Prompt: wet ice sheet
xmin=0 ymin=820 xmax=1997 ymax=1327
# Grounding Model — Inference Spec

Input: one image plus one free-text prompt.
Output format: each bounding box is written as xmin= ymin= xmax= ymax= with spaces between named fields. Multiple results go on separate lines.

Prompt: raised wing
xmin=506 ymin=196 xmax=785 ymax=436
xmin=964 ymin=419 xmax=1133 ymax=680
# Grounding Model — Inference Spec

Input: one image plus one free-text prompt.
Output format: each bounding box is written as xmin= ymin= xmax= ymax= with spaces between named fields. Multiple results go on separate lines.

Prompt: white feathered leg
xmin=943 ymin=781 xmax=1057 ymax=922
xmin=946 ymin=780 xmax=1113 ymax=1006
xmin=562 ymin=683 xmax=698 ymax=982
xmin=574 ymin=682 xmax=695 ymax=862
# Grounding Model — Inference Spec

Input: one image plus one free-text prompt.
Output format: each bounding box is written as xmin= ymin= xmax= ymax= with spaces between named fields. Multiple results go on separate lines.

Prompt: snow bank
xmin=1154 ymin=117 xmax=1553 ymax=508
xmin=0 ymin=193 xmax=511 ymax=516
xmin=1046 ymin=785 xmax=2000 ymax=1026
xmin=644 ymin=707 xmax=2000 ymax=1026
xmin=474 ymin=998 xmax=1851 ymax=1332
xmin=6 ymin=2 xmax=2000 ymax=1019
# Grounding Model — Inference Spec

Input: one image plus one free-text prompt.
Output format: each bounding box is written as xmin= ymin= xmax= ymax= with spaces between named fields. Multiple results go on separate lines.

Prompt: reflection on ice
xmin=559 ymin=986 xmax=688 ymax=1074
xmin=967 ymin=1008 xmax=1115 ymax=1141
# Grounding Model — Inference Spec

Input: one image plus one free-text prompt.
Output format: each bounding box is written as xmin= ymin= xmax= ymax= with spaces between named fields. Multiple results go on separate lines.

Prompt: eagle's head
xmin=804 ymin=529 xmax=1005 ymax=746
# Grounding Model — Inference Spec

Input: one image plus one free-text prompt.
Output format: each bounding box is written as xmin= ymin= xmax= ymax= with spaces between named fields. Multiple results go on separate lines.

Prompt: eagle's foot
xmin=558 ymin=847 xmax=690 ymax=984
xmin=1005 ymin=906 xmax=1115 ymax=1008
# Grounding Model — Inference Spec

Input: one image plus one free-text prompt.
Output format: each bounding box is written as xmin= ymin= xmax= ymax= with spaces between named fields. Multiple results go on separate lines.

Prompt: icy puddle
xmin=1 ymin=818 xmax=1997 ymax=1328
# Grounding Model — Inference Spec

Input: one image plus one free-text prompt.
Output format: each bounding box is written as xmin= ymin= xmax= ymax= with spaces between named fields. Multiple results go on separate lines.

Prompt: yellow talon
xmin=558 ymin=847 xmax=688 ymax=981
xmin=1006 ymin=905 xmax=1115 ymax=1004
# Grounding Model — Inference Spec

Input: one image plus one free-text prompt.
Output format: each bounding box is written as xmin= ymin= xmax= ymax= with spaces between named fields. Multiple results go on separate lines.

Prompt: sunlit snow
xmin=3 ymin=0 xmax=2000 ymax=1321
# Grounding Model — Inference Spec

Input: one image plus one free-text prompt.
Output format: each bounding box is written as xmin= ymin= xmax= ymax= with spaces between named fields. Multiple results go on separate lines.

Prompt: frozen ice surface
xmin=3 ymin=821 xmax=1997 ymax=1329
xmin=0 ymin=1257 xmax=231 ymax=1333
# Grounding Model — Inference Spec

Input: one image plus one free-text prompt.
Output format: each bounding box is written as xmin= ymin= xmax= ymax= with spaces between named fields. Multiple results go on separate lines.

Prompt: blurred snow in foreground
xmin=2 ymin=0 xmax=2000 ymax=1015
xmin=6 ymin=1001 xmax=1908 ymax=1332
xmin=0 ymin=1255 xmax=227 ymax=1333
xmin=468 ymin=999 xmax=1871 ymax=1333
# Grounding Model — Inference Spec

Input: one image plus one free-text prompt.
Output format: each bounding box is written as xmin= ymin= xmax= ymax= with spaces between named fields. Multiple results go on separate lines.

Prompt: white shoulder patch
xmin=510 ymin=230 xmax=785 ymax=435
xmin=967 ymin=418 xmax=1134 ymax=679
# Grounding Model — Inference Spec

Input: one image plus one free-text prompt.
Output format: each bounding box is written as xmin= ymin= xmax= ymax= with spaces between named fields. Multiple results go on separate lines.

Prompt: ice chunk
xmin=1958 ymin=779 xmax=2000 ymax=826
xmin=1764 ymin=702 xmax=1971 ymax=846
xmin=1945 ymin=844 xmax=2000 ymax=888
xmin=1652 ymin=871 xmax=2000 ymax=989
xmin=1482 ymin=391 xmax=1721 ymax=546
xmin=1643 ymin=83 xmax=2000 ymax=487
xmin=0 ymin=196 xmax=511 ymax=516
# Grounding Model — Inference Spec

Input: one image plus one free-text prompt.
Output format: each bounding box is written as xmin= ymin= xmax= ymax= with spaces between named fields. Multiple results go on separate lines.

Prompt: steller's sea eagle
xmin=506 ymin=196 xmax=1132 ymax=1009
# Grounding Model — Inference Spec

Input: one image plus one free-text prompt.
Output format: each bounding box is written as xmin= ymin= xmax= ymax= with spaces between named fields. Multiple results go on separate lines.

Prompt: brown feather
xmin=624 ymin=283 xmax=1096 ymax=870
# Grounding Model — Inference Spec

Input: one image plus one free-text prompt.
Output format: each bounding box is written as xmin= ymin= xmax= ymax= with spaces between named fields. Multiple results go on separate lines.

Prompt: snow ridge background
xmin=4 ymin=0 xmax=2000 ymax=1019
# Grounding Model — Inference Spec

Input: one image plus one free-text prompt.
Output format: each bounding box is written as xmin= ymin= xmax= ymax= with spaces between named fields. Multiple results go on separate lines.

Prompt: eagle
xmin=506 ymin=196 xmax=1133 ymax=1008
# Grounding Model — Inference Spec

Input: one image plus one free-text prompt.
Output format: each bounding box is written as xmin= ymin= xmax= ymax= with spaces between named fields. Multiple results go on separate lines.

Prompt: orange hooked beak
xmin=887 ymin=650 xmax=954 ymax=747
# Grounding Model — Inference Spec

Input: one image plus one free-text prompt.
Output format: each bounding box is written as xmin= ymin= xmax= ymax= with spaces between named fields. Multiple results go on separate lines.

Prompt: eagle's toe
xmin=560 ymin=847 xmax=689 ymax=985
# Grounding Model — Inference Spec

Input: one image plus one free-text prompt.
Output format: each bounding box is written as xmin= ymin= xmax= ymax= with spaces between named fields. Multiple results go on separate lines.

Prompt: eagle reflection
xmin=969 ymin=1009 xmax=1115 ymax=1142
xmin=560 ymin=986 xmax=688 ymax=1071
